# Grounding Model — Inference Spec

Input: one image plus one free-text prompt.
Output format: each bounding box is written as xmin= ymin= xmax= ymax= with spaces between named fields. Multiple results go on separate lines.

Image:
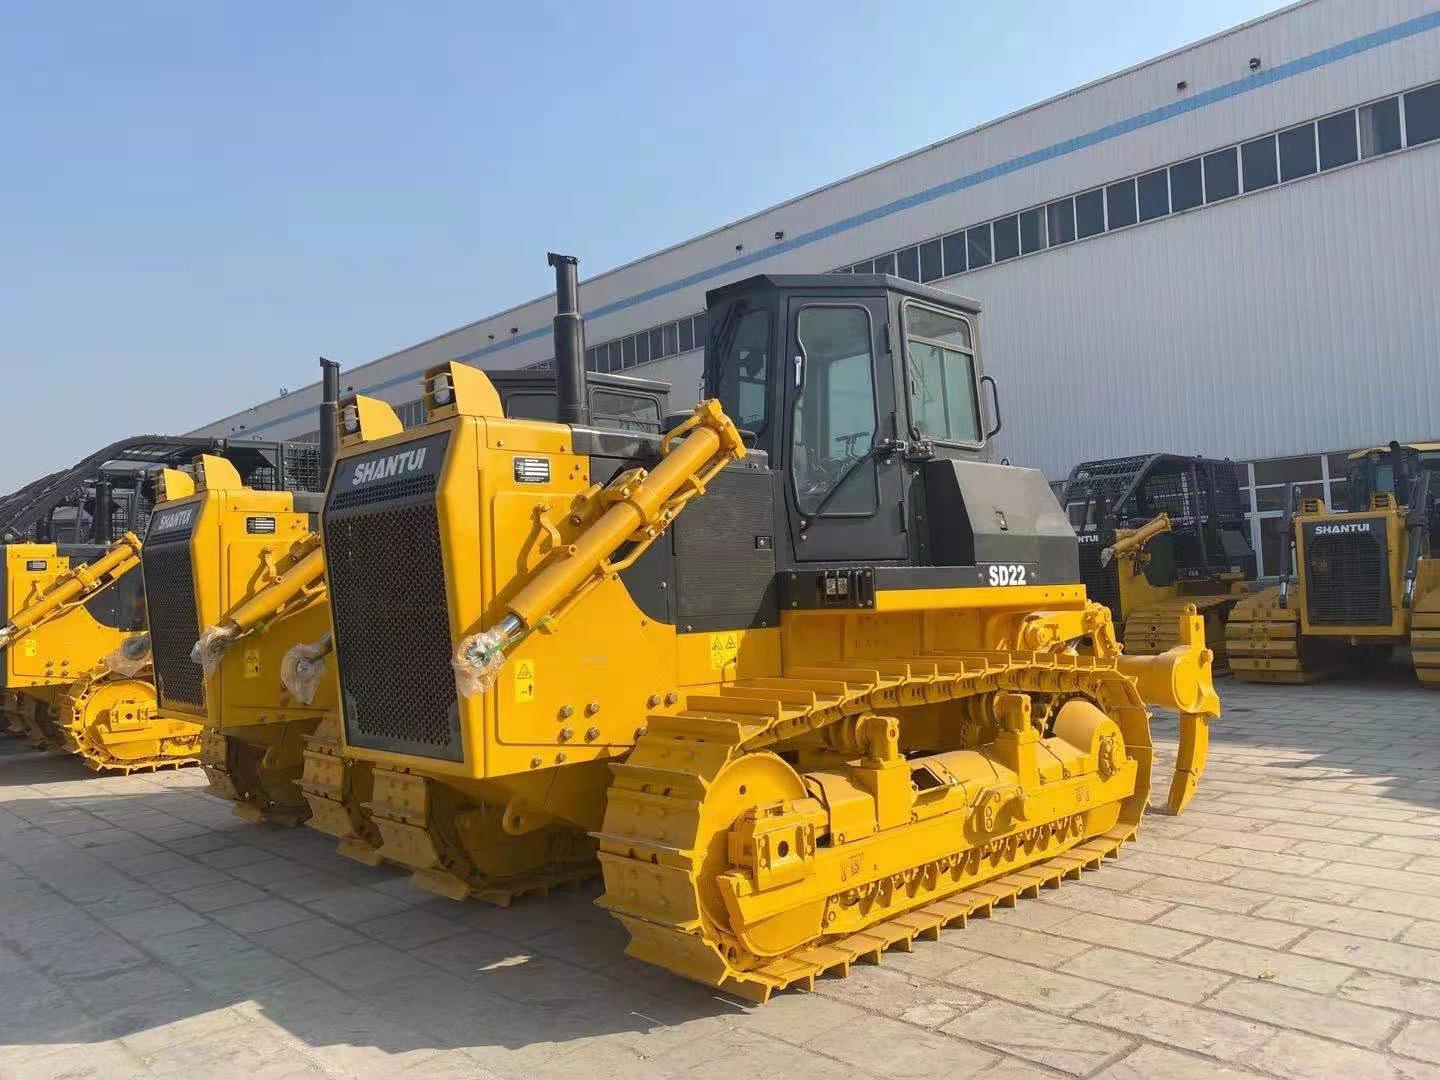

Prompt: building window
xmin=992 ymin=216 xmax=1019 ymax=261
xmin=1105 ymin=178 xmax=1137 ymax=228
xmin=1317 ymin=110 xmax=1358 ymax=169
xmin=1018 ymin=207 xmax=1044 ymax=253
xmin=1359 ymin=97 xmax=1401 ymax=157
xmin=1405 ymin=82 xmax=1440 ymax=145
xmin=1278 ymin=123 xmax=1317 ymax=181
xmin=1169 ymin=158 xmax=1202 ymax=212
xmin=1046 ymin=198 xmax=1075 ymax=246
xmin=873 ymin=252 xmax=897 ymax=275
xmin=693 ymin=312 xmax=708 ymax=348
xmin=967 ymin=223 xmax=993 ymax=268
xmin=678 ymin=318 xmax=694 ymax=352
xmin=648 ymin=327 xmax=664 ymax=360
xmin=1241 ymin=134 xmax=1278 ymax=191
xmin=634 ymin=332 xmax=650 ymax=366
xmin=663 ymin=322 xmax=679 ymax=357
xmin=622 ymin=336 xmax=637 ymax=368
xmin=851 ymin=259 xmax=874 ymax=274
xmin=1074 ymin=188 xmax=1104 ymax=238
xmin=919 ymin=239 xmax=943 ymax=282
xmin=896 ymin=246 xmax=920 ymax=282
xmin=942 ymin=232 xmax=966 ymax=276
xmin=1137 ymin=168 xmax=1169 ymax=221
xmin=1203 ymin=147 xmax=1239 ymax=201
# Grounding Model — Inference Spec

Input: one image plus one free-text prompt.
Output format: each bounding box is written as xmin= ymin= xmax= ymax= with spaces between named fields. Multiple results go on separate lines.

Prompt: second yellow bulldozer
xmin=1060 ymin=454 xmax=1257 ymax=673
xmin=1228 ymin=442 xmax=1439 ymax=686
xmin=291 ymin=253 xmax=1218 ymax=1001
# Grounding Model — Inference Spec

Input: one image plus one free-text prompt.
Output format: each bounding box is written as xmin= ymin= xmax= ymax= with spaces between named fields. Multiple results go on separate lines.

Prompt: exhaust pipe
xmin=547 ymin=252 xmax=589 ymax=427
xmin=92 ymin=475 xmax=114 ymax=543
xmin=319 ymin=357 xmax=341 ymax=477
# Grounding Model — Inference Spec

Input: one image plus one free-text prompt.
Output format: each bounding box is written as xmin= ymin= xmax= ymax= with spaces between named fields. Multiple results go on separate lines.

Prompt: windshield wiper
xmin=802 ymin=443 xmax=886 ymax=523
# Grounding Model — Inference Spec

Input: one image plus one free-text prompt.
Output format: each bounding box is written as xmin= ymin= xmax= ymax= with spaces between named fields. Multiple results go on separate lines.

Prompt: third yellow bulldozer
xmin=288 ymin=253 xmax=1219 ymax=1001
xmin=1228 ymin=442 xmax=1439 ymax=686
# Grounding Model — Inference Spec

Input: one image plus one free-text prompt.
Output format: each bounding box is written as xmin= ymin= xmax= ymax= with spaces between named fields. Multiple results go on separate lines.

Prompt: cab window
xmin=590 ymin=389 xmax=661 ymax=433
xmin=504 ymin=392 xmax=558 ymax=422
xmin=903 ymin=302 xmax=980 ymax=445
xmin=714 ymin=308 xmax=771 ymax=436
xmin=792 ymin=305 xmax=878 ymax=515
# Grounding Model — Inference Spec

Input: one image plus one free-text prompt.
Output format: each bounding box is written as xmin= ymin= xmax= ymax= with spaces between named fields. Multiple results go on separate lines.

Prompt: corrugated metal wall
xmin=193 ymin=0 xmax=1440 ymax=481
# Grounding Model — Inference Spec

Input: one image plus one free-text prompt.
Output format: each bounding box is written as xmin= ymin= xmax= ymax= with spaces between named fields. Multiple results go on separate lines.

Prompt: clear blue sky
xmin=1 ymin=0 xmax=1285 ymax=491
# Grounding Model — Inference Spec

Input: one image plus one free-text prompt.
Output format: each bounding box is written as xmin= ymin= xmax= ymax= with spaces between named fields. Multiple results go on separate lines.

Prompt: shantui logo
xmin=1312 ymin=521 xmax=1375 ymax=536
xmin=153 ymin=507 xmax=195 ymax=532
xmin=351 ymin=446 xmax=428 ymax=486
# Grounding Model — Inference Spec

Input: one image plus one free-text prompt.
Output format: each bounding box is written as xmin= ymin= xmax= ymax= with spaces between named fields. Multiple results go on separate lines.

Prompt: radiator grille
xmin=1305 ymin=532 xmax=1391 ymax=626
xmin=325 ymin=472 xmax=461 ymax=760
xmin=1077 ymin=539 xmax=1121 ymax=622
xmin=142 ymin=540 xmax=205 ymax=710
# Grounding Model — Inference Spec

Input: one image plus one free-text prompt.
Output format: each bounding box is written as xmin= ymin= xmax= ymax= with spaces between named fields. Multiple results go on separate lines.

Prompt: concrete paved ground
xmin=2 ymin=676 xmax=1440 ymax=1079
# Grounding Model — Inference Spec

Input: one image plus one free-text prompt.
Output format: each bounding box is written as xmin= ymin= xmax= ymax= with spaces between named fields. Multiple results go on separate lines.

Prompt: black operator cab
xmin=703 ymin=273 xmax=1077 ymax=604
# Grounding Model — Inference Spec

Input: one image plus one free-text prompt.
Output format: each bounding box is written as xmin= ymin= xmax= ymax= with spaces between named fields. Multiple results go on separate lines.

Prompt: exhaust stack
xmin=548 ymin=252 xmax=589 ymax=427
xmin=91 ymin=475 xmax=114 ymax=543
xmin=319 ymin=357 xmax=341 ymax=478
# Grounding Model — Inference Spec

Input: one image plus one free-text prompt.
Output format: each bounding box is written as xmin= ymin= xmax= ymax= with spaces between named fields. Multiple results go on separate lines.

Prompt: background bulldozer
xmin=0 ymin=436 xmax=317 ymax=771
xmin=291 ymin=252 xmax=1218 ymax=1002
xmin=1228 ymin=442 xmax=1439 ymax=686
xmin=151 ymin=360 xmax=670 ymax=831
xmin=1061 ymin=454 xmax=1256 ymax=672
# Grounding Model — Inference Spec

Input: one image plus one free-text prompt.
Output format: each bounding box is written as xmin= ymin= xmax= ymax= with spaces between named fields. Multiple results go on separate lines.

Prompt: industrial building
xmin=193 ymin=0 xmax=1440 ymax=577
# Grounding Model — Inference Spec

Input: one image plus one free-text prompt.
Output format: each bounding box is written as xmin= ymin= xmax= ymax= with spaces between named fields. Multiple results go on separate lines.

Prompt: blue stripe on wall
xmin=230 ymin=9 xmax=1440 ymax=437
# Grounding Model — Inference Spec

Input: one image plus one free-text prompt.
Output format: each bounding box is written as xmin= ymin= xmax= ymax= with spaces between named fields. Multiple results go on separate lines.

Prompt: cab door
xmin=782 ymin=296 xmax=909 ymax=563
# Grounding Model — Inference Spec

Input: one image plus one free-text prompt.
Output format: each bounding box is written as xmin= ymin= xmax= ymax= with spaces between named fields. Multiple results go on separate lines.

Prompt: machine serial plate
xmin=513 ymin=457 xmax=550 ymax=484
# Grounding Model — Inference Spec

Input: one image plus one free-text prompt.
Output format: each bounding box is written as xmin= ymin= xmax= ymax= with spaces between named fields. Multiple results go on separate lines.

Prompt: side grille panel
xmin=324 ymin=432 xmax=460 ymax=761
xmin=143 ymin=538 xmax=205 ymax=711
xmin=1304 ymin=523 xmax=1391 ymax=626
xmin=1076 ymin=538 xmax=1122 ymax=622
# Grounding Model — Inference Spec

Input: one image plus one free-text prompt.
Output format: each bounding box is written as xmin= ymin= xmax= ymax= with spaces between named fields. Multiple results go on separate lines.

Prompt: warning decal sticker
xmin=514 ymin=659 xmax=536 ymax=703
xmin=709 ymin=632 xmax=739 ymax=670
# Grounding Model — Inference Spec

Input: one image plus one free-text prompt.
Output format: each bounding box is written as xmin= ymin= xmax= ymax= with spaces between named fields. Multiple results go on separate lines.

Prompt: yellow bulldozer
xmin=1060 ymin=455 xmax=1257 ymax=673
xmin=148 ymin=360 xmax=671 ymax=832
xmin=1228 ymin=442 xmax=1439 ymax=686
xmin=0 ymin=437 xmax=323 ymax=771
xmin=286 ymin=253 xmax=1218 ymax=1001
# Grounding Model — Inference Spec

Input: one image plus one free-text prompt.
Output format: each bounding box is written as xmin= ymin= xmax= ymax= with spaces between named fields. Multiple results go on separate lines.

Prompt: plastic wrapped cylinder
xmin=104 ymin=634 xmax=152 ymax=677
xmin=452 ymin=628 xmax=508 ymax=699
xmin=281 ymin=637 xmax=330 ymax=705
xmin=190 ymin=626 xmax=235 ymax=677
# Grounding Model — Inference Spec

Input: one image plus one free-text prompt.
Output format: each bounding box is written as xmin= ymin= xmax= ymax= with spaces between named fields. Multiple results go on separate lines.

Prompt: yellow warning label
xmin=514 ymin=659 xmax=536 ymax=703
xmin=244 ymin=649 xmax=261 ymax=679
xmin=22 ymin=638 xmax=37 ymax=658
xmin=709 ymin=632 xmax=739 ymax=670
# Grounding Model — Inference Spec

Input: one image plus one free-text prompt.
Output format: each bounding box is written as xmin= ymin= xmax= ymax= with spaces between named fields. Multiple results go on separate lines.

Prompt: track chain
xmin=597 ymin=649 xmax=1153 ymax=1001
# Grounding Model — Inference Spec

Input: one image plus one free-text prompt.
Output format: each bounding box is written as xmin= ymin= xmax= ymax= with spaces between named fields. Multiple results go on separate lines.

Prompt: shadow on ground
xmin=0 ymin=738 xmax=745 ymax=1074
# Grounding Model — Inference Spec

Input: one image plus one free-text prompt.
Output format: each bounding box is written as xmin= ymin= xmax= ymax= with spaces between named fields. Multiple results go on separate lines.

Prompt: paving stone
xmin=300 ymin=939 xmax=433 ymax=992
xmin=947 ymin=920 xmax=1091 ymax=968
xmin=1288 ymin=838 xmax=1416 ymax=869
xmin=1253 ymin=1030 xmax=1440 ymax=1080
xmin=1098 ymin=1042 xmax=1267 ymax=1078
xmin=1073 ymin=987 xmax=1274 ymax=1061
xmin=1206 ymin=979 xmax=1401 ymax=1047
xmin=942 ymin=1000 xmax=1133 ymax=1076
xmin=946 ymin=954 xmax=1111 ymax=1014
xmin=1059 ymin=946 xmax=1232 ymax=1003
xmin=1393 ymin=1018 xmax=1440 ymax=1066
xmin=1130 ymin=874 xmax=1268 ymax=915
xmin=805 ymin=1014 xmax=998 ymax=1078
xmin=1294 ymin=929 xmax=1440 ymax=982
xmin=246 ymin=916 xmax=366 ymax=961
xmin=1253 ymin=896 xmax=1414 ymax=941
xmin=208 ymin=896 xmax=314 ymax=934
xmin=1047 ymin=911 xmax=1205 ymax=959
